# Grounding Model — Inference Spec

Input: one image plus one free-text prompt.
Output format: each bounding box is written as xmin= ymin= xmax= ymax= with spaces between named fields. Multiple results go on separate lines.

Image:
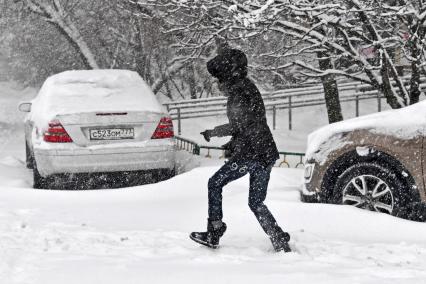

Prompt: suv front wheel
xmin=333 ymin=162 xmax=419 ymax=216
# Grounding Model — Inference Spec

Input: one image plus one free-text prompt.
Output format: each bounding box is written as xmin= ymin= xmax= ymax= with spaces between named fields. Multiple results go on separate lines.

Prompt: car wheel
xmin=398 ymin=201 xmax=426 ymax=222
xmin=333 ymin=162 xmax=419 ymax=216
xmin=166 ymin=167 xmax=176 ymax=179
xmin=163 ymin=168 xmax=176 ymax=180
xmin=25 ymin=142 xmax=34 ymax=169
xmin=154 ymin=168 xmax=175 ymax=182
xmin=33 ymin=166 xmax=50 ymax=189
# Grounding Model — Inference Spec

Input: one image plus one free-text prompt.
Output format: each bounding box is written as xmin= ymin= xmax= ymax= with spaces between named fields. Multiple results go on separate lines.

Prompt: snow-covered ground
xmin=1 ymin=81 xmax=426 ymax=283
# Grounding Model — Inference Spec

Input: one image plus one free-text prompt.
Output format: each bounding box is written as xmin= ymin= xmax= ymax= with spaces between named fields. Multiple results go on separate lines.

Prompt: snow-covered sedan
xmin=302 ymin=101 xmax=426 ymax=220
xmin=19 ymin=70 xmax=176 ymax=189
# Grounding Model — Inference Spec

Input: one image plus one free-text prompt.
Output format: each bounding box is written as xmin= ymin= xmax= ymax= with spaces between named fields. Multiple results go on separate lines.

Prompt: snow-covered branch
xmin=21 ymin=0 xmax=99 ymax=69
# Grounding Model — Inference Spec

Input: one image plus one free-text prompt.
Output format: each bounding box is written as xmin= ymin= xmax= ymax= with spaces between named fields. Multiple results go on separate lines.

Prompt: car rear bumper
xmin=34 ymin=141 xmax=176 ymax=177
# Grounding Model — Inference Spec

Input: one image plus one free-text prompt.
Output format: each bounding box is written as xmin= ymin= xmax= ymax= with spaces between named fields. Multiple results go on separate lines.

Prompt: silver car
xmin=19 ymin=70 xmax=176 ymax=189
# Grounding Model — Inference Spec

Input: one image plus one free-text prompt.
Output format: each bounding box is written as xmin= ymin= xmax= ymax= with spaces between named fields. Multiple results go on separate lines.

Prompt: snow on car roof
xmin=306 ymin=100 xmax=426 ymax=162
xmin=30 ymin=70 xmax=164 ymax=129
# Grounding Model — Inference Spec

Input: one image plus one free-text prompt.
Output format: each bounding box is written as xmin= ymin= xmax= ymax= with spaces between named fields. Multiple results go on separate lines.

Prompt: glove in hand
xmin=200 ymin=130 xmax=213 ymax=142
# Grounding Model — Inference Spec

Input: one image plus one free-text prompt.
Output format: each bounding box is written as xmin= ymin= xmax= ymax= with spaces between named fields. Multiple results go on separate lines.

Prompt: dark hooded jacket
xmin=207 ymin=49 xmax=280 ymax=167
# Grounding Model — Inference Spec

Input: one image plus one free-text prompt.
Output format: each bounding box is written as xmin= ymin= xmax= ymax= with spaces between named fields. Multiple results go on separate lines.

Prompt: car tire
xmin=398 ymin=201 xmax=426 ymax=222
xmin=155 ymin=168 xmax=175 ymax=182
xmin=25 ymin=142 xmax=34 ymax=169
xmin=33 ymin=166 xmax=50 ymax=189
xmin=333 ymin=162 xmax=420 ymax=217
xmin=166 ymin=167 xmax=176 ymax=179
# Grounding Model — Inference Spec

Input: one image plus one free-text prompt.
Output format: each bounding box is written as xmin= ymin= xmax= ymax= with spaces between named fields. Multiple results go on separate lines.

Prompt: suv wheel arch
xmin=321 ymin=148 xmax=420 ymax=208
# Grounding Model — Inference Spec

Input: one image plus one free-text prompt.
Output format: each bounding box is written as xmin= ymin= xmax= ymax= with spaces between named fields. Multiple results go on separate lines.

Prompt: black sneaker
xmin=270 ymin=231 xmax=291 ymax=252
xmin=190 ymin=219 xmax=227 ymax=249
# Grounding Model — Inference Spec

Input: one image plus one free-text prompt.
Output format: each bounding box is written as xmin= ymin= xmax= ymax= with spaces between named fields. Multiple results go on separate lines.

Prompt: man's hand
xmin=200 ymin=130 xmax=213 ymax=142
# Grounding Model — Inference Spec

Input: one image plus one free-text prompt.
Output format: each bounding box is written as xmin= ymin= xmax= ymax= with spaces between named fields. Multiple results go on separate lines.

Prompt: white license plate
xmin=89 ymin=128 xmax=134 ymax=140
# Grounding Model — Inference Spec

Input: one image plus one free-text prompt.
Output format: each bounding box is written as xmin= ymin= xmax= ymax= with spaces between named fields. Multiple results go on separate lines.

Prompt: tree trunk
xmin=186 ymin=64 xmax=197 ymax=100
xmin=409 ymin=56 xmax=421 ymax=105
xmin=408 ymin=25 xmax=425 ymax=105
xmin=134 ymin=19 xmax=149 ymax=80
xmin=380 ymin=52 xmax=401 ymax=109
xmin=317 ymin=51 xmax=343 ymax=123
xmin=151 ymin=61 xmax=188 ymax=94
xmin=347 ymin=0 xmax=409 ymax=107
xmin=24 ymin=0 xmax=99 ymax=69
xmin=52 ymin=21 xmax=99 ymax=69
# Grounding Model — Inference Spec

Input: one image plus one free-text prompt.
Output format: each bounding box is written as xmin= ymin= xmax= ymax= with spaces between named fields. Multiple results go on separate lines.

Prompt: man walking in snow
xmin=190 ymin=46 xmax=291 ymax=252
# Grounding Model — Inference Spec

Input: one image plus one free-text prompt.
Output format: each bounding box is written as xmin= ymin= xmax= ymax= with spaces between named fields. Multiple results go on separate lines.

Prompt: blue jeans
xmin=208 ymin=160 xmax=283 ymax=237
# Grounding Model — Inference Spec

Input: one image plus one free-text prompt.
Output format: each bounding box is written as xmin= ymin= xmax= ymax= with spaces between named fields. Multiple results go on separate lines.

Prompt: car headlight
xmin=304 ymin=163 xmax=315 ymax=183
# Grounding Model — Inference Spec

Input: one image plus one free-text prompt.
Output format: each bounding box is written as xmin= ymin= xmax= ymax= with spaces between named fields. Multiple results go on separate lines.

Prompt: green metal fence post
xmin=193 ymin=145 xmax=200 ymax=155
xmin=288 ymin=96 xmax=292 ymax=130
xmin=355 ymin=95 xmax=359 ymax=117
xmin=377 ymin=93 xmax=381 ymax=112
xmin=272 ymin=105 xmax=276 ymax=130
xmin=177 ymin=108 xmax=182 ymax=135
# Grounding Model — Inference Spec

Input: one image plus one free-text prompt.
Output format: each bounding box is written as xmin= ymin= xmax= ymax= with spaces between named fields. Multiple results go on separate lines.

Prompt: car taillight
xmin=151 ymin=117 xmax=174 ymax=139
xmin=43 ymin=120 xmax=73 ymax=143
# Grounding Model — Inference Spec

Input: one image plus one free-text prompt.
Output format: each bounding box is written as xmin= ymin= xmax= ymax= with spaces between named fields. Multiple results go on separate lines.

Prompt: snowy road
xmin=1 ymin=82 xmax=426 ymax=283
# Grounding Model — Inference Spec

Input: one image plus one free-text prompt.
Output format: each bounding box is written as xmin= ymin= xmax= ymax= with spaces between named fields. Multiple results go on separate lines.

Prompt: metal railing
xmin=164 ymin=79 xmax=426 ymax=135
xmin=175 ymin=136 xmax=305 ymax=168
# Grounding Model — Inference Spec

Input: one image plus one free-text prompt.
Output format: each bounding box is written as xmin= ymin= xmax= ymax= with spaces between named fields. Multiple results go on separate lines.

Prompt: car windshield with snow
xmin=19 ymin=70 xmax=176 ymax=189
xmin=302 ymin=101 xmax=426 ymax=221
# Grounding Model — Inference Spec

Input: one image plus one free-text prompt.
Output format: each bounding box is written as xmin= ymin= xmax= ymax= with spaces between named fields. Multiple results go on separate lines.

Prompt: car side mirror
xmin=18 ymin=102 xmax=32 ymax=113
